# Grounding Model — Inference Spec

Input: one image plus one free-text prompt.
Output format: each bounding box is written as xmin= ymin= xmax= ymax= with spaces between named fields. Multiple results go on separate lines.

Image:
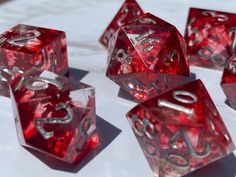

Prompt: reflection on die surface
xmin=9 ymin=68 xmax=98 ymax=164
xmin=126 ymin=79 xmax=235 ymax=177
xmin=184 ymin=8 xmax=236 ymax=69
xmin=0 ymin=24 xmax=68 ymax=96
xmin=106 ymin=13 xmax=190 ymax=101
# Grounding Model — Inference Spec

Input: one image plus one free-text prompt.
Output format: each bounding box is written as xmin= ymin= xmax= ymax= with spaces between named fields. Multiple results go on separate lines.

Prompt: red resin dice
xmin=0 ymin=24 xmax=68 ymax=96
xmin=99 ymin=0 xmax=144 ymax=49
xmin=184 ymin=8 xmax=236 ymax=69
xmin=106 ymin=13 xmax=190 ymax=101
xmin=126 ymin=79 xmax=235 ymax=177
xmin=9 ymin=68 xmax=98 ymax=164
xmin=221 ymin=52 xmax=236 ymax=110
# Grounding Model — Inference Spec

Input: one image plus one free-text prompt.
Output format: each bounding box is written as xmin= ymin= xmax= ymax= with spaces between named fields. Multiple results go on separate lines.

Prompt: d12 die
xmin=126 ymin=79 xmax=235 ymax=177
xmin=184 ymin=8 xmax=236 ymax=69
xmin=221 ymin=52 xmax=236 ymax=110
xmin=0 ymin=24 xmax=68 ymax=96
xmin=99 ymin=0 xmax=144 ymax=49
xmin=9 ymin=68 xmax=98 ymax=164
xmin=106 ymin=13 xmax=190 ymax=101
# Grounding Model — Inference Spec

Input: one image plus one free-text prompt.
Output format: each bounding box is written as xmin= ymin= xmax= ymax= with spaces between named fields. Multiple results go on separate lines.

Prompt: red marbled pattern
xmin=106 ymin=13 xmax=190 ymax=101
xmin=99 ymin=0 xmax=144 ymax=49
xmin=9 ymin=68 xmax=98 ymax=164
xmin=126 ymin=79 xmax=235 ymax=177
xmin=184 ymin=8 xmax=236 ymax=69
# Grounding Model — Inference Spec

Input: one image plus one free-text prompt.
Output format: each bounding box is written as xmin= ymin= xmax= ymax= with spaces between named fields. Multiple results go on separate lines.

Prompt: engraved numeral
xmin=169 ymin=130 xmax=211 ymax=158
xmin=34 ymin=103 xmax=73 ymax=140
xmin=7 ymin=29 xmax=41 ymax=47
xmin=102 ymin=29 xmax=115 ymax=47
xmin=157 ymin=90 xmax=198 ymax=116
xmin=124 ymin=77 xmax=145 ymax=93
xmin=163 ymin=50 xmax=180 ymax=66
xmin=0 ymin=66 xmax=23 ymax=82
xmin=202 ymin=11 xmax=228 ymax=21
xmin=114 ymin=49 xmax=133 ymax=64
xmin=229 ymin=27 xmax=236 ymax=54
xmin=166 ymin=153 xmax=190 ymax=169
xmin=227 ymin=56 xmax=236 ymax=73
xmin=132 ymin=114 xmax=155 ymax=139
xmin=117 ymin=6 xmax=129 ymax=26
xmin=136 ymin=17 xmax=157 ymax=24
xmin=198 ymin=47 xmax=226 ymax=66
xmin=151 ymin=75 xmax=168 ymax=93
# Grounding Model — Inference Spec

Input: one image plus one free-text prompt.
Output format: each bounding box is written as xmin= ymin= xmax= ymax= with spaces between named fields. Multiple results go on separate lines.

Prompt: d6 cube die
xmin=184 ymin=8 xmax=236 ymax=69
xmin=99 ymin=0 xmax=144 ymax=49
xmin=0 ymin=24 xmax=68 ymax=96
xmin=106 ymin=13 xmax=190 ymax=101
xmin=126 ymin=79 xmax=235 ymax=177
xmin=9 ymin=68 xmax=98 ymax=164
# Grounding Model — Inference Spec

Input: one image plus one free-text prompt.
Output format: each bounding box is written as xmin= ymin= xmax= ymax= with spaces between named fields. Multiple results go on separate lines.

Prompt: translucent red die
xmin=126 ymin=79 xmax=235 ymax=177
xmin=99 ymin=0 xmax=144 ymax=49
xmin=106 ymin=13 xmax=190 ymax=101
xmin=184 ymin=8 xmax=236 ymax=69
xmin=0 ymin=24 xmax=68 ymax=96
xmin=9 ymin=68 xmax=98 ymax=164
xmin=221 ymin=52 xmax=236 ymax=110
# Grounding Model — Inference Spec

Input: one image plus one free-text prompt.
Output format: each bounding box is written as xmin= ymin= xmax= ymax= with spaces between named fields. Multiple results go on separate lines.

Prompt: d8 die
xmin=99 ymin=0 xmax=144 ymax=49
xmin=9 ymin=68 xmax=98 ymax=164
xmin=0 ymin=24 xmax=68 ymax=96
xmin=184 ymin=8 xmax=236 ymax=69
xmin=126 ymin=79 xmax=235 ymax=177
xmin=106 ymin=13 xmax=190 ymax=101
xmin=221 ymin=52 xmax=236 ymax=110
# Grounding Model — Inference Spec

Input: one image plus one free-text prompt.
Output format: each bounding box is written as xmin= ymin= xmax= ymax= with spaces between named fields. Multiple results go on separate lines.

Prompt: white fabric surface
xmin=0 ymin=0 xmax=235 ymax=177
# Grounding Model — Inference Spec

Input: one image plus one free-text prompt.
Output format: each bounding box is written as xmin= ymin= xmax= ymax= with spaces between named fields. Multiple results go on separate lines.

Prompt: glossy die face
xmin=106 ymin=13 xmax=190 ymax=101
xmin=99 ymin=0 xmax=144 ymax=49
xmin=221 ymin=53 xmax=236 ymax=110
xmin=126 ymin=79 xmax=235 ymax=177
xmin=9 ymin=69 xmax=98 ymax=164
xmin=0 ymin=24 xmax=68 ymax=96
xmin=184 ymin=8 xmax=236 ymax=69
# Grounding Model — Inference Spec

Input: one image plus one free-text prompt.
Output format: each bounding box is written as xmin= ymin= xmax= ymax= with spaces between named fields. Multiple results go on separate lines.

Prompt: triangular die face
xmin=99 ymin=0 xmax=144 ymax=48
xmin=106 ymin=28 xmax=148 ymax=77
xmin=154 ymin=29 xmax=190 ymax=76
xmin=123 ymin=24 xmax=172 ymax=70
xmin=111 ymin=72 xmax=149 ymax=101
xmin=145 ymin=71 xmax=190 ymax=99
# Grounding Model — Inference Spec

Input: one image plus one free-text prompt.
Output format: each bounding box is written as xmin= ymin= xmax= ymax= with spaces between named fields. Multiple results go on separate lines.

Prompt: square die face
xmin=0 ymin=24 xmax=68 ymax=75
xmin=184 ymin=8 xmax=236 ymax=69
xmin=126 ymin=79 xmax=235 ymax=177
xmin=9 ymin=69 xmax=97 ymax=164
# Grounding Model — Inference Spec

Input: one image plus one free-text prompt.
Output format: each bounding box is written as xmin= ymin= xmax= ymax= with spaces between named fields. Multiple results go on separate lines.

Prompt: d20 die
xmin=106 ymin=13 xmax=190 ymax=101
xmin=99 ymin=0 xmax=144 ymax=49
xmin=9 ymin=68 xmax=98 ymax=164
xmin=184 ymin=8 xmax=236 ymax=69
xmin=126 ymin=79 xmax=235 ymax=177
xmin=0 ymin=24 xmax=68 ymax=96
xmin=221 ymin=52 xmax=236 ymax=110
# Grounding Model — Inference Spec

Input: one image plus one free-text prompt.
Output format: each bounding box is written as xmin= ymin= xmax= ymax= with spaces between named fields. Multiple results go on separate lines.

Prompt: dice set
xmin=0 ymin=0 xmax=235 ymax=176
xmin=100 ymin=0 xmax=235 ymax=177
xmin=0 ymin=24 xmax=98 ymax=164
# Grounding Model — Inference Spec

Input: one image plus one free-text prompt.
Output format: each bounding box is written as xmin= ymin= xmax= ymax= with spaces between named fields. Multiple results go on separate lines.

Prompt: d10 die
xmin=0 ymin=24 xmax=68 ymax=96
xmin=184 ymin=8 xmax=236 ymax=69
xmin=9 ymin=68 xmax=98 ymax=164
xmin=221 ymin=53 xmax=236 ymax=110
xmin=126 ymin=79 xmax=235 ymax=177
xmin=99 ymin=0 xmax=144 ymax=49
xmin=106 ymin=13 xmax=190 ymax=101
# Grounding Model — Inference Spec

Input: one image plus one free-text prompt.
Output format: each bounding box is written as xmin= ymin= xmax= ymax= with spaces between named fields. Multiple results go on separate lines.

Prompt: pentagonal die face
xmin=221 ymin=53 xmax=236 ymax=110
xmin=126 ymin=79 xmax=235 ymax=177
xmin=9 ymin=69 xmax=98 ymax=164
xmin=99 ymin=0 xmax=144 ymax=49
xmin=0 ymin=24 xmax=68 ymax=96
xmin=184 ymin=8 xmax=236 ymax=69
xmin=106 ymin=13 xmax=190 ymax=101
